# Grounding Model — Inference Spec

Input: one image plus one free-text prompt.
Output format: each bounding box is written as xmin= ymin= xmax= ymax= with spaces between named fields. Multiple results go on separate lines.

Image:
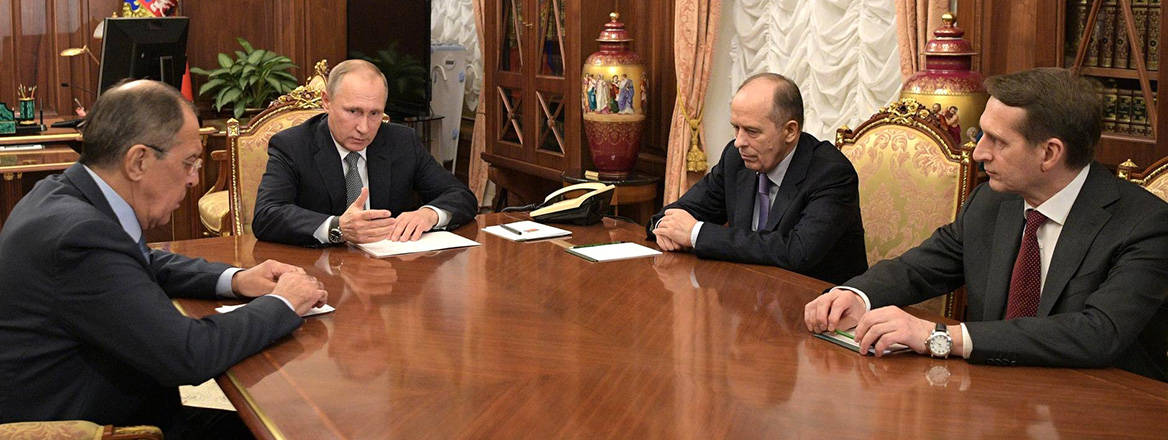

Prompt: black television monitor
xmin=97 ymin=17 xmax=190 ymax=94
xmin=347 ymin=0 xmax=431 ymax=119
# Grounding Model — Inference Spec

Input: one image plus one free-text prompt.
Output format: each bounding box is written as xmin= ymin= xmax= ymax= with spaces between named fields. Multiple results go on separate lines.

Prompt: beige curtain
xmin=468 ymin=0 xmax=491 ymax=207
xmin=895 ymin=0 xmax=949 ymax=80
xmin=664 ymin=0 xmax=722 ymax=204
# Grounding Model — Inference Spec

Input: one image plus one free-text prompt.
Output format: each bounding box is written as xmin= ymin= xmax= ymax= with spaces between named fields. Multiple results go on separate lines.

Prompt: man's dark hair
xmin=80 ymin=79 xmax=194 ymax=168
xmin=737 ymin=72 xmax=805 ymax=130
xmin=984 ymin=67 xmax=1102 ymax=169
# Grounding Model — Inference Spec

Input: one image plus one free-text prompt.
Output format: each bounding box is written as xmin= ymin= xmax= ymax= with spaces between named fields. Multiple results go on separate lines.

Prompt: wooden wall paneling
xmin=959 ymin=0 xmax=1061 ymax=77
xmin=1 ymin=0 xmax=16 ymax=110
xmin=303 ymin=0 xmax=345 ymax=78
xmin=626 ymin=0 xmax=673 ymax=178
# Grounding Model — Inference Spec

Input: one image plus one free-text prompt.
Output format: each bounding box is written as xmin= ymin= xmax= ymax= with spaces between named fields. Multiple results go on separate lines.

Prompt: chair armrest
xmin=203 ymin=149 xmax=230 ymax=197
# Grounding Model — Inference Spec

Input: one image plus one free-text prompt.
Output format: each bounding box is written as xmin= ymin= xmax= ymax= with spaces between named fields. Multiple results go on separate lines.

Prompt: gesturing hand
xmin=339 ymin=188 xmax=395 ymax=243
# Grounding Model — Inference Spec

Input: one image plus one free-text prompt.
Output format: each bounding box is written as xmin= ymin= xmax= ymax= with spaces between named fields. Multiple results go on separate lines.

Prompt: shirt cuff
xmin=216 ymin=268 xmax=242 ymax=298
xmin=265 ymin=294 xmax=296 ymax=312
xmin=835 ymin=286 xmax=872 ymax=311
xmin=423 ymin=205 xmax=451 ymax=229
xmin=960 ymin=323 xmax=973 ymax=359
xmin=690 ymin=221 xmax=704 ymax=249
xmin=313 ymin=216 xmax=335 ymax=244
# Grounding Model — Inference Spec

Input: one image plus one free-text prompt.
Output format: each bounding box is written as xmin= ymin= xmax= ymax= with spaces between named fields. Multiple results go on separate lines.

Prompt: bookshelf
xmin=1061 ymin=0 xmax=1166 ymax=168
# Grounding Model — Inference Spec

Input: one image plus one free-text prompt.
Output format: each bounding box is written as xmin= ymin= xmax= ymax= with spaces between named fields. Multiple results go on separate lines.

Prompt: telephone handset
xmin=530 ymin=182 xmax=615 ymax=225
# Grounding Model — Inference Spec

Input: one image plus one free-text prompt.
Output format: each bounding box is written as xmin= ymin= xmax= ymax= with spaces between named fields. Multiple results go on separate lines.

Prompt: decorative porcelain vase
xmin=582 ymin=12 xmax=647 ymax=179
xmin=901 ymin=12 xmax=987 ymax=145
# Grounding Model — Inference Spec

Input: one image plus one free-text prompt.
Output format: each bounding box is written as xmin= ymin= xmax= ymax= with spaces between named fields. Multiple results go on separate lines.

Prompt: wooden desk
xmin=0 ymin=123 xmax=83 ymax=223
xmin=168 ymin=213 xmax=1168 ymax=439
xmin=0 ymin=125 xmax=218 ymax=241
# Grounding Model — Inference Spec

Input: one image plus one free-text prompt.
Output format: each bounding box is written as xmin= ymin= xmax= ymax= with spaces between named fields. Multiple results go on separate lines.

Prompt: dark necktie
xmin=1005 ymin=209 xmax=1048 ymax=319
xmin=756 ymin=173 xmax=772 ymax=231
xmin=137 ymin=236 xmax=151 ymax=262
xmin=344 ymin=151 xmax=362 ymax=206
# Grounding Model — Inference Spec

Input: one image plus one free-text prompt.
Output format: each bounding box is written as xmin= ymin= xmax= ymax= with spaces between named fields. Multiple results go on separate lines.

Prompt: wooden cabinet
xmin=482 ymin=0 xmax=674 ymax=207
xmin=960 ymin=0 xmax=1167 ymax=169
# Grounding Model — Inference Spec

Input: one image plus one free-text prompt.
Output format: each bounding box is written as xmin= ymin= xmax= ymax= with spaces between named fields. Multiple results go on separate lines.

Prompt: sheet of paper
xmin=216 ymin=303 xmax=335 ymax=317
xmin=814 ymin=329 xmax=910 ymax=355
xmin=566 ymin=242 xmax=661 ymax=262
xmin=483 ymin=221 xmax=571 ymax=241
xmin=354 ymin=231 xmax=480 ymax=257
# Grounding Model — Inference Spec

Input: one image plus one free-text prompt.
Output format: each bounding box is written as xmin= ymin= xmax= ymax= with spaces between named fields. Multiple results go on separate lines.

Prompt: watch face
xmin=928 ymin=334 xmax=951 ymax=356
xmin=329 ymin=228 xmax=343 ymax=243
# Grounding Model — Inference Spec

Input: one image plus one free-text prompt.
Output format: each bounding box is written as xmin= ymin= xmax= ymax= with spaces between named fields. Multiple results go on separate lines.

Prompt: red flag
xmin=180 ymin=62 xmax=194 ymax=101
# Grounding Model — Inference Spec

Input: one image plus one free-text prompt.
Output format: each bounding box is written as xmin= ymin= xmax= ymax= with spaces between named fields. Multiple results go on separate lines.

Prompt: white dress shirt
xmin=312 ymin=136 xmax=452 ymax=243
xmin=842 ymin=165 xmax=1091 ymax=358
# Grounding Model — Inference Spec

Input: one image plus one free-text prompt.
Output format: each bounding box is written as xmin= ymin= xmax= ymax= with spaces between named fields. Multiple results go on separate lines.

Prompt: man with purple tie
xmin=804 ymin=68 xmax=1168 ymax=382
xmin=647 ymin=73 xmax=867 ymax=284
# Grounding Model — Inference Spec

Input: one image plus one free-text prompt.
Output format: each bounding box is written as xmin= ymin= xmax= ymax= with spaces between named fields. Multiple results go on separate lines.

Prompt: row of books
xmin=1099 ymin=80 xmax=1157 ymax=136
xmin=1069 ymin=0 xmax=1161 ymax=70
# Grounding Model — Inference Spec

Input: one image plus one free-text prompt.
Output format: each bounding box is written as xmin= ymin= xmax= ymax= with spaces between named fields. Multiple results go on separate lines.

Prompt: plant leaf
xmin=189 ymin=66 xmax=212 ymax=76
xmin=217 ymin=53 xmax=233 ymax=69
xmin=247 ymin=50 xmax=265 ymax=65
xmin=221 ymin=87 xmax=242 ymax=106
xmin=237 ymin=37 xmax=254 ymax=54
xmin=233 ymin=100 xmax=247 ymax=119
xmin=197 ymin=78 xmax=224 ymax=96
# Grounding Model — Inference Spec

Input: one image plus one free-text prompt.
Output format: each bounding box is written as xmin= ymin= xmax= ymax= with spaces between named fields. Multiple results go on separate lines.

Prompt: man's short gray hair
xmin=79 ymin=79 xmax=194 ymax=168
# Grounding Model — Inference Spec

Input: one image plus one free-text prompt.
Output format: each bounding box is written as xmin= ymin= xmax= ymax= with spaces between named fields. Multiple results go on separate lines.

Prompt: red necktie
xmin=1005 ymin=209 xmax=1047 ymax=319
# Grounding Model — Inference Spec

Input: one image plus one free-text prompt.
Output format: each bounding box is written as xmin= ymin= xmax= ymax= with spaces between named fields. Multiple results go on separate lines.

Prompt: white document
xmin=354 ymin=231 xmax=480 ymax=257
xmin=483 ymin=221 xmax=571 ymax=241
xmin=566 ymin=242 xmax=661 ymax=262
xmin=216 ymin=303 xmax=335 ymax=317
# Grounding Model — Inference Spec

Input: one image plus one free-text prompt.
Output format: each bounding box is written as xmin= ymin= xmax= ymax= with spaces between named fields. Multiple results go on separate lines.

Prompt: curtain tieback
xmin=675 ymin=86 xmax=708 ymax=173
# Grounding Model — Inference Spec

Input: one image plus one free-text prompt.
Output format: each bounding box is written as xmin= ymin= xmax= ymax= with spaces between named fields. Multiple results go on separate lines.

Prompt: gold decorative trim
xmin=224 ymin=371 xmax=288 ymax=440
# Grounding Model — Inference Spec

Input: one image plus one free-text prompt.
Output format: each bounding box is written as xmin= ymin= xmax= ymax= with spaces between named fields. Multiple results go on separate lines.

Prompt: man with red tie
xmin=804 ymin=68 xmax=1168 ymax=382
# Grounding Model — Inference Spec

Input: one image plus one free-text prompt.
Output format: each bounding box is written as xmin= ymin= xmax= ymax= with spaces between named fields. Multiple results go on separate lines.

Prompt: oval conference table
xmin=165 ymin=213 xmax=1168 ymax=439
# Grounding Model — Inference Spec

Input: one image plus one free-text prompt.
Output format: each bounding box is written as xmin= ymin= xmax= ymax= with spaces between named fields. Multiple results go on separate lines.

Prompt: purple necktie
xmin=756 ymin=173 xmax=772 ymax=231
xmin=1005 ymin=209 xmax=1047 ymax=319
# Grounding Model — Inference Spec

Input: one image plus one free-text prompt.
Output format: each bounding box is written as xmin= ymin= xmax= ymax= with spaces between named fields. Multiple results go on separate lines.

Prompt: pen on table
xmin=500 ymin=223 xmax=523 ymax=235
xmin=570 ymin=241 xmax=623 ymax=249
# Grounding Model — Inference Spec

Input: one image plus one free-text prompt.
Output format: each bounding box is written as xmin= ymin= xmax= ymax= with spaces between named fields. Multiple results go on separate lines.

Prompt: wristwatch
xmin=925 ymin=322 xmax=952 ymax=359
xmin=327 ymin=217 xmax=344 ymax=244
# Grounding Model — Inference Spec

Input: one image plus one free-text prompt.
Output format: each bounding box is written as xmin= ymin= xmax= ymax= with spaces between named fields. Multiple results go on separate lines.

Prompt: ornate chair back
xmin=1118 ymin=157 xmax=1168 ymax=203
xmin=226 ymin=60 xmax=331 ymax=236
xmin=836 ymin=98 xmax=977 ymax=319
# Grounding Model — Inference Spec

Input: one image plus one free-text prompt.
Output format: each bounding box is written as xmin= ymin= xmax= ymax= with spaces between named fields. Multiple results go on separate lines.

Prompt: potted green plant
xmin=190 ymin=37 xmax=299 ymax=119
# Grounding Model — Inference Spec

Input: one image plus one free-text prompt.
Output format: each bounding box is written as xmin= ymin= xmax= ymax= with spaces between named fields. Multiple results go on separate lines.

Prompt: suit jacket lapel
xmin=734 ymin=165 xmax=756 ymax=228
xmin=312 ymin=117 xmax=347 ymax=214
xmin=365 ymin=128 xmax=391 ymax=211
xmin=764 ymin=137 xmax=811 ymax=231
xmin=984 ymin=197 xmax=1024 ymax=320
xmin=1037 ymin=165 xmax=1116 ymax=316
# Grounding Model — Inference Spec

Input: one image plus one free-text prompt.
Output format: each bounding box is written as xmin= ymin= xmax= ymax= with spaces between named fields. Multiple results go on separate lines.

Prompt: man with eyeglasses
xmin=0 ymin=79 xmax=329 ymax=437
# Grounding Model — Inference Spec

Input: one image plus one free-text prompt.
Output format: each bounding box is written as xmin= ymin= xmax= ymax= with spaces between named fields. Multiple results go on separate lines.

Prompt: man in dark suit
xmin=648 ymin=73 xmax=867 ymax=284
xmin=0 ymin=80 xmax=329 ymax=436
xmin=805 ymin=68 xmax=1168 ymax=381
xmin=253 ymin=59 xmax=477 ymax=247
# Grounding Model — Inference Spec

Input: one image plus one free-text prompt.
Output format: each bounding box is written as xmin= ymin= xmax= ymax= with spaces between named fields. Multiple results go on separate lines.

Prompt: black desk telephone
xmin=530 ymin=182 xmax=615 ymax=225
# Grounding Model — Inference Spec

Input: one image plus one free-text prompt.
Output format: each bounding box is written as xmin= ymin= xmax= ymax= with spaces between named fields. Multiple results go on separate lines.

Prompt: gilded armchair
xmin=836 ymin=98 xmax=977 ymax=319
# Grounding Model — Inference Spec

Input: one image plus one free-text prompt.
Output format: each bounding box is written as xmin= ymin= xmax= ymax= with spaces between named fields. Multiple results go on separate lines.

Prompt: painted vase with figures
xmin=901 ymin=12 xmax=987 ymax=145
xmin=583 ymin=12 xmax=647 ymax=179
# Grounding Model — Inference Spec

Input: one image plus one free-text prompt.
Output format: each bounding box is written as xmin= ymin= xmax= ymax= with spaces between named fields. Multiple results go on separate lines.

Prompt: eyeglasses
xmin=142 ymin=143 xmax=203 ymax=176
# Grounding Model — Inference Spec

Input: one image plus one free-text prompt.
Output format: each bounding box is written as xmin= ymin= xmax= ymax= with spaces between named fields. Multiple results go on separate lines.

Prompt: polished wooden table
xmin=167 ymin=213 xmax=1168 ymax=439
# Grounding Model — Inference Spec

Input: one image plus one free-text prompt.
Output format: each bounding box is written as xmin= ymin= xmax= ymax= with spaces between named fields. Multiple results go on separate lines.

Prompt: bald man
xmin=648 ymin=73 xmax=867 ymax=284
